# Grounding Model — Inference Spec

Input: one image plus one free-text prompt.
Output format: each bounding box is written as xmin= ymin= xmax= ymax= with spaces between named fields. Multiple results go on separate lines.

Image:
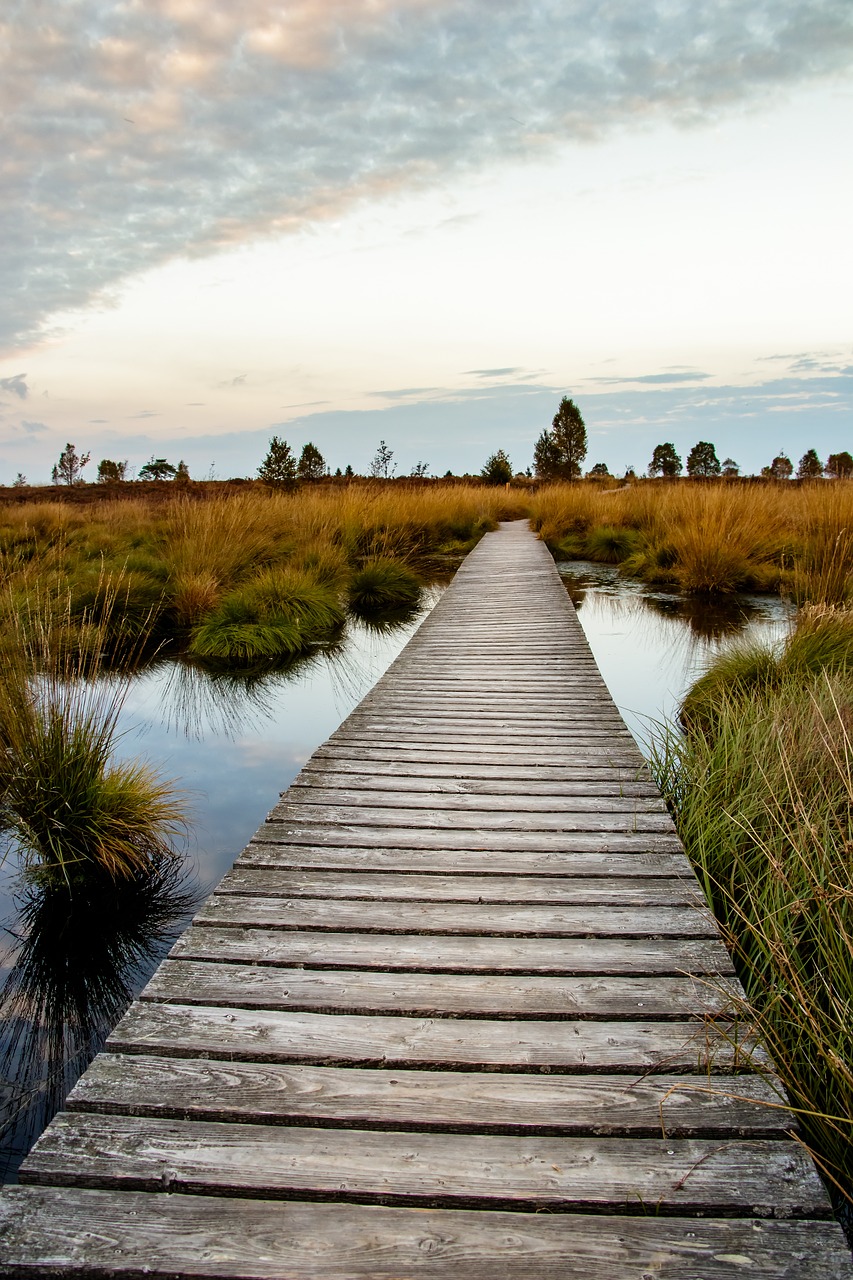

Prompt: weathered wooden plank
xmin=293 ymin=767 xmax=661 ymax=796
xmin=68 ymin=1054 xmax=790 ymax=1137
xmin=141 ymin=960 xmax=737 ymax=1019
xmin=362 ymin=706 xmax=621 ymax=721
xmin=300 ymin=756 xmax=655 ymax=786
xmin=240 ymin=842 xmax=695 ymax=877
xmin=361 ymin=691 xmax=614 ymax=701
xmin=8 ymin=1186 xmax=851 ymax=1280
xmin=21 ymin=1113 xmax=823 ymax=1216
xmin=268 ymin=801 xmax=673 ymax=834
xmin=329 ymin=727 xmax=636 ymax=745
xmin=314 ymin=741 xmax=645 ymax=763
xmin=308 ymin=742 xmax=640 ymax=757
xmin=279 ymin=787 xmax=668 ymax=815
xmin=105 ymin=1002 xmax=752 ymax=1072
xmin=218 ymin=867 xmax=699 ymax=905
xmin=195 ymin=895 xmax=716 ymax=938
xmin=261 ymin=823 xmax=684 ymax=853
xmin=172 ymin=926 xmax=736 ymax=975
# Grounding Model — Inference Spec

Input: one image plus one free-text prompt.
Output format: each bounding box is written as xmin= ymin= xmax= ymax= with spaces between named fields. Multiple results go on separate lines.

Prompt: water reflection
xmin=0 ymin=856 xmax=197 ymax=1180
xmin=0 ymin=589 xmax=444 ymax=1179
xmin=557 ymin=561 xmax=794 ymax=750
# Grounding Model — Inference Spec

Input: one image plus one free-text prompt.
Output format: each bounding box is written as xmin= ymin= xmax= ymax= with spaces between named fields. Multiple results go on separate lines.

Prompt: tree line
xmin=11 ymin=405 xmax=853 ymax=489
xmin=646 ymin=441 xmax=853 ymax=480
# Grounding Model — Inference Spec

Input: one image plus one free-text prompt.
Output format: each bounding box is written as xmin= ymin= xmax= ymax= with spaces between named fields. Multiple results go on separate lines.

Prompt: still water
xmin=558 ymin=561 xmax=794 ymax=751
xmin=0 ymin=567 xmax=794 ymax=1178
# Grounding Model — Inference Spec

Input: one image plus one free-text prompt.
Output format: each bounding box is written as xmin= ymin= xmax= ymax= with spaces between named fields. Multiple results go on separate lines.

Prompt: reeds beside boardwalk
xmin=653 ymin=605 xmax=853 ymax=1215
xmin=1 ymin=522 xmax=849 ymax=1279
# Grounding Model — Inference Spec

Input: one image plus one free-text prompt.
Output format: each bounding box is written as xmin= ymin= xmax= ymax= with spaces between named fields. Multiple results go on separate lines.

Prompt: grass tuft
xmin=584 ymin=525 xmax=639 ymax=563
xmin=0 ymin=600 xmax=185 ymax=887
xmin=349 ymin=558 xmax=422 ymax=616
xmin=190 ymin=570 xmax=344 ymax=663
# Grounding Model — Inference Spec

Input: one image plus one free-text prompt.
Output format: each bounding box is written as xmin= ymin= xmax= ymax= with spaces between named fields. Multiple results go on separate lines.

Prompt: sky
xmin=1 ymin=0 xmax=852 ymax=483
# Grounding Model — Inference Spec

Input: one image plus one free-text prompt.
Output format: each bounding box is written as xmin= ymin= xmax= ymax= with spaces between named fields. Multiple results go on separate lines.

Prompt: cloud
xmin=463 ymin=368 xmax=526 ymax=378
xmin=127 ymin=410 xmax=159 ymax=419
xmin=369 ymin=386 xmax=443 ymax=400
xmin=0 ymin=373 xmax=28 ymax=399
xmin=3 ymin=1 xmax=852 ymax=350
xmin=20 ymin=419 xmax=48 ymax=434
xmin=587 ymin=371 xmax=712 ymax=385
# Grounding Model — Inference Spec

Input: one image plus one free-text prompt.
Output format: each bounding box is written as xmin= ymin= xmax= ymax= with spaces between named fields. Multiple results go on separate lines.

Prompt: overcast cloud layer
xmin=4 ymin=0 xmax=853 ymax=352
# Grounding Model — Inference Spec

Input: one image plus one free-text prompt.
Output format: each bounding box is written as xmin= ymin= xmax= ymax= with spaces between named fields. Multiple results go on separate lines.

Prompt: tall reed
xmin=652 ymin=613 xmax=853 ymax=1205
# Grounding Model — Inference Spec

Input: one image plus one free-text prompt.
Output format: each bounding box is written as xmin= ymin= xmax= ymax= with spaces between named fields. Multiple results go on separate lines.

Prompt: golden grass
xmin=0 ymin=484 xmax=528 ymax=667
xmin=531 ymin=479 xmax=853 ymax=598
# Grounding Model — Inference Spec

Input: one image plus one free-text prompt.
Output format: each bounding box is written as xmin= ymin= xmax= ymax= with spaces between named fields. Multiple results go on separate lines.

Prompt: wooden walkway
xmin=1 ymin=522 xmax=850 ymax=1277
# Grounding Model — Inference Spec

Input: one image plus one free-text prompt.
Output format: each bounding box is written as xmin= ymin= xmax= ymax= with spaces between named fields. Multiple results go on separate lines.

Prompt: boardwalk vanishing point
xmin=0 ymin=521 xmax=850 ymax=1277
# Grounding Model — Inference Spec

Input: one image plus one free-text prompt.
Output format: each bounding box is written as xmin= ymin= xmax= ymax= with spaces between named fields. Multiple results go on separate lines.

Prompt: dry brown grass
xmin=531 ymin=480 xmax=853 ymax=599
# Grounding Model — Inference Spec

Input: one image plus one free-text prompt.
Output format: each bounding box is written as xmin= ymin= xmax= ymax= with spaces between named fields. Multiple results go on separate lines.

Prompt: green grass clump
xmin=682 ymin=607 xmax=853 ymax=732
xmin=348 ymin=558 xmax=422 ymax=616
xmin=584 ymin=525 xmax=639 ymax=563
xmin=680 ymin=641 xmax=780 ymax=732
xmin=190 ymin=570 xmax=344 ymax=663
xmin=0 ymin=610 xmax=185 ymax=888
xmin=652 ymin=616 xmax=853 ymax=1208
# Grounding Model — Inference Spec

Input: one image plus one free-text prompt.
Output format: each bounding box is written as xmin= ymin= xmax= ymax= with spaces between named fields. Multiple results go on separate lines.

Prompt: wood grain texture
xmin=239 ymin=841 xmax=694 ymax=877
xmin=194 ymin=894 xmax=717 ymax=938
xmin=261 ymin=823 xmax=684 ymax=852
xmin=293 ymin=764 xmax=660 ymax=794
xmin=140 ymin=959 xmax=740 ymax=1019
xmin=105 ymin=1001 xmax=756 ymax=1073
xmin=171 ymin=925 xmax=737 ymax=975
xmin=279 ymin=785 xmax=668 ymax=814
xmin=4 ymin=1187 xmax=850 ymax=1280
xmin=217 ymin=866 xmax=700 ymax=905
xmin=21 ymin=1112 xmax=827 ymax=1217
xmin=68 ymin=1055 xmax=788 ymax=1136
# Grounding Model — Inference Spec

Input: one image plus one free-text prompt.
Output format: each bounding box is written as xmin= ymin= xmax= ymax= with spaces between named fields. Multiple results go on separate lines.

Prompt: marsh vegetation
xmin=2 ymin=477 xmax=853 ymax=1213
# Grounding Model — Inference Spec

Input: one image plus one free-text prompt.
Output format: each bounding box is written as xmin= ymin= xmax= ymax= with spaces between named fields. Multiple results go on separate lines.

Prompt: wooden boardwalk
xmin=1 ymin=521 xmax=850 ymax=1277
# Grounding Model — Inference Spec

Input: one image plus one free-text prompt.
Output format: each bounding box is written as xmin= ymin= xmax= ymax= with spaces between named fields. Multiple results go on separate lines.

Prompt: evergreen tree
xmin=686 ymin=441 xmax=721 ymax=477
xmin=533 ymin=429 xmax=561 ymax=479
xmin=258 ymin=436 xmax=298 ymax=488
xmin=481 ymin=450 xmax=513 ymax=485
xmin=721 ymin=457 xmax=740 ymax=477
xmin=297 ymin=442 xmax=326 ymax=480
xmin=797 ymin=449 xmax=823 ymax=479
xmin=534 ymin=399 xmax=586 ymax=479
xmin=587 ymin=462 xmax=610 ymax=478
xmin=648 ymin=443 xmax=681 ymax=477
xmin=138 ymin=457 xmax=177 ymax=481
